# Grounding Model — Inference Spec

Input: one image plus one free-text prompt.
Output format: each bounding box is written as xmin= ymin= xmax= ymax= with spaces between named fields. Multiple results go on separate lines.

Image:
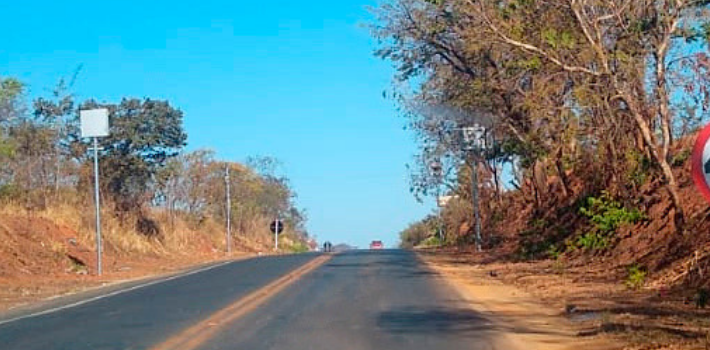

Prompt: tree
xmin=467 ymin=0 xmax=710 ymax=227
xmin=373 ymin=0 xmax=710 ymax=232
xmin=0 ymin=77 xmax=23 ymax=168
xmin=32 ymin=68 xmax=80 ymax=196
xmin=0 ymin=77 xmax=24 ymax=125
xmin=76 ymin=98 xmax=187 ymax=215
xmin=155 ymin=149 xmax=216 ymax=223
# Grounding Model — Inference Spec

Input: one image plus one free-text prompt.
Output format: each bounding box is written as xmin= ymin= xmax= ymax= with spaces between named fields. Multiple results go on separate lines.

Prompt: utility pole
xmin=225 ymin=165 xmax=232 ymax=255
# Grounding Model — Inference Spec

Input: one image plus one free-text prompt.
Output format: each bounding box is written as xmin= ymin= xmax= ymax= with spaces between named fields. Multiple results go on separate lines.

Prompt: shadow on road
xmin=377 ymin=307 xmax=490 ymax=336
xmin=377 ymin=305 xmax=578 ymax=340
xmin=325 ymin=250 xmax=439 ymax=280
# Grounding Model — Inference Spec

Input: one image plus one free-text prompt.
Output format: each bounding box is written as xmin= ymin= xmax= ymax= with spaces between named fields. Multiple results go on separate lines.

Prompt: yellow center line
xmin=148 ymin=254 xmax=332 ymax=350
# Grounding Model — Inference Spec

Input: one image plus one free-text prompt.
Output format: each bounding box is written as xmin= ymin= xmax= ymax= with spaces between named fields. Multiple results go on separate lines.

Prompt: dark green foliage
xmin=579 ymin=192 xmax=644 ymax=234
xmin=576 ymin=192 xmax=644 ymax=251
xmin=77 ymin=98 xmax=187 ymax=214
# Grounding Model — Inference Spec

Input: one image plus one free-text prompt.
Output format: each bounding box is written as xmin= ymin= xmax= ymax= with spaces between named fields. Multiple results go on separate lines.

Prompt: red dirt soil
xmin=0 ymin=212 xmax=265 ymax=311
xmin=436 ymin=136 xmax=710 ymax=349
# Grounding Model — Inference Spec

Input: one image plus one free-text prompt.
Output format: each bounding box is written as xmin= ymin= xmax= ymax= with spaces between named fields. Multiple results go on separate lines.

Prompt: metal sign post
xmin=430 ymin=161 xmax=444 ymax=243
xmin=471 ymin=157 xmax=482 ymax=252
xmin=92 ymin=137 xmax=102 ymax=275
xmin=462 ymin=125 xmax=486 ymax=252
xmin=270 ymin=219 xmax=284 ymax=251
xmin=80 ymin=109 xmax=110 ymax=276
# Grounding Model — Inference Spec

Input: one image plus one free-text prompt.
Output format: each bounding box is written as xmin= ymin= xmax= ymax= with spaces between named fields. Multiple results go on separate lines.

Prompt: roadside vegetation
xmin=0 ymin=73 xmax=311 ymax=280
xmin=376 ymin=0 xmax=710 ymax=286
xmin=374 ymin=1 xmax=710 ymax=347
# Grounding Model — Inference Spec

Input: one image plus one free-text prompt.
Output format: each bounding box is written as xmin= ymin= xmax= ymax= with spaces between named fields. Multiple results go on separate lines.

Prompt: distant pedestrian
xmin=323 ymin=241 xmax=332 ymax=253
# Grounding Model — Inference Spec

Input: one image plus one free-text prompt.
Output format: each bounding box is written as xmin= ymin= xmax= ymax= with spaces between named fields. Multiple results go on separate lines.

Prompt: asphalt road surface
xmin=0 ymin=250 xmax=516 ymax=350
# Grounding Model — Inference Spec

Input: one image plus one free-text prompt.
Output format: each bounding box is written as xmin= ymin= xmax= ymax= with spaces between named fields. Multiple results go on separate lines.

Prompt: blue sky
xmin=0 ymin=0 xmax=434 ymax=248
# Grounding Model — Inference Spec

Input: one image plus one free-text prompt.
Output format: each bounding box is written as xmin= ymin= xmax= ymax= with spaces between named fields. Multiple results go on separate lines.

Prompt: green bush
xmin=418 ymin=235 xmax=443 ymax=247
xmin=288 ymin=241 xmax=310 ymax=253
xmin=576 ymin=192 xmax=644 ymax=251
xmin=576 ymin=232 xmax=609 ymax=250
xmin=399 ymin=215 xmax=442 ymax=248
xmin=625 ymin=264 xmax=646 ymax=290
xmin=579 ymin=192 xmax=644 ymax=234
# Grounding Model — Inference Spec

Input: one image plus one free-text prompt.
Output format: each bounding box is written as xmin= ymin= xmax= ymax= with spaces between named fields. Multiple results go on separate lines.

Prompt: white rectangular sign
xmin=80 ymin=109 xmax=110 ymax=138
xmin=437 ymin=195 xmax=458 ymax=208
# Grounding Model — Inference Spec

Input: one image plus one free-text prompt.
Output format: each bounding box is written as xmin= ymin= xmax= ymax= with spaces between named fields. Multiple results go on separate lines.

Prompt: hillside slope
xmin=0 ymin=204 xmax=301 ymax=311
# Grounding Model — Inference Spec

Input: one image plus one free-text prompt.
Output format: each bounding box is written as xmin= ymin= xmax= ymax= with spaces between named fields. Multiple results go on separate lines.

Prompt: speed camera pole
xmin=471 ymin=156 xmax=482 ymax=252
xmin=80 ymin=108 xmax=109 ymax=276
xmin=462 ymin=125 xmax=484 ymax=252
xmin=92 ymin=137 xmax=102 ymax=275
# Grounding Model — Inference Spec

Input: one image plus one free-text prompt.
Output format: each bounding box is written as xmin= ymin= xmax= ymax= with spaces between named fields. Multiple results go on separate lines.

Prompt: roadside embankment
xmin=419 ymin=249 xmax=710 ymax=350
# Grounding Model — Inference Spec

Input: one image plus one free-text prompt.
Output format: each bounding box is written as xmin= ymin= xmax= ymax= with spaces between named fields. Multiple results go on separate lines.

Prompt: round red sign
xmin=691 ymin=123 xmax=710 ymax=203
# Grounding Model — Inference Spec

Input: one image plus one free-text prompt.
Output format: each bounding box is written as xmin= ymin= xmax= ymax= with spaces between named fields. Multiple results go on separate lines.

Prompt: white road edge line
xmin=0 ymin=260 xmax=235 ymax=327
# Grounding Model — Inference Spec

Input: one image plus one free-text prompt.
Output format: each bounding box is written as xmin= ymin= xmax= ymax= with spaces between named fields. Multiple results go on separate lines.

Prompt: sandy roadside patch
xmin=418 ymin=250 xmax=625 ymax=350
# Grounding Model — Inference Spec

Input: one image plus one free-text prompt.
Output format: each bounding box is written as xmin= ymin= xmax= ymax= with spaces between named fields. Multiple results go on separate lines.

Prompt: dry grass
xmin=0 ymin=200 xmax=306 ymax=312
xmin=0 ymin=201 xmax=281 ymax=261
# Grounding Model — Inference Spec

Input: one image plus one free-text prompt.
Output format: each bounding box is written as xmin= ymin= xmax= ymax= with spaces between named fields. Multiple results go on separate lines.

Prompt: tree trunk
xmin=555 ymin=147 xmax=571 ymax=198
xmin=626 ymin=97 xmax=685 ymax=229
xmin=532 ymin=160 xmax=547 ymax=206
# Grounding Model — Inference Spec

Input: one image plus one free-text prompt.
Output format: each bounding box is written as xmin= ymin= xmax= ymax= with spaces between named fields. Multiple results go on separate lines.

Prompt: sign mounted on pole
xmin=270 ymin=220 xmax=284 ymax=234
xmin=80 ymin=108 xmax=110 ymax=276
xmin=80 ymin=108 xmax=110 ymax=138
xmin=271 ymin=219 xmax=283 ymax=251
xmin=692 ymin=123 xmax=710 ymax=204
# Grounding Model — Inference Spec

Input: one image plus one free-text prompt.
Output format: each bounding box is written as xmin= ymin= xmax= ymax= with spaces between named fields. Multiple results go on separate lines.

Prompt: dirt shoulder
xmin=418 ymin=249 xmax=710 ymax=350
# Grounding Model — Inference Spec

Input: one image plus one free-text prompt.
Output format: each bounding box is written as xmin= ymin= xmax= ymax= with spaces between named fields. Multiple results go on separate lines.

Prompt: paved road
xmin=0 ymin=250 xmax=514 ymax=350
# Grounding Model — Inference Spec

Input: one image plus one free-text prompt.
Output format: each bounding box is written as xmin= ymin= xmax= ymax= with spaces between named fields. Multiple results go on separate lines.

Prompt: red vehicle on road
xmin=369 ymin=240 xmax=383 ymax=250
